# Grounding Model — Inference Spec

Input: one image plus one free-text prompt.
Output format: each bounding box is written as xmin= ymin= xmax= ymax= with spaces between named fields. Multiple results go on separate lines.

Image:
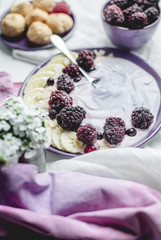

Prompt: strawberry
xmin=50 ymin=1 xmax=71 ymax=15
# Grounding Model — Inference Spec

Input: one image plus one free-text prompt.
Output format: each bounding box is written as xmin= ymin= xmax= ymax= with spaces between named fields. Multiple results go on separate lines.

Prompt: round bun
xmin=27 ymin=21 xmax=52 ymax=45
xmin=33 ymin=0 xmax=55 ymax=13
xmin=25 ymin=8 xmax=49 ymax=27
xmin=1 ymin=13 xmax=26 ymax=37
xmin=10 ymin=2 xmax=33 ymax=17
xmin=46 ymin=13 xmax=73 ymax=34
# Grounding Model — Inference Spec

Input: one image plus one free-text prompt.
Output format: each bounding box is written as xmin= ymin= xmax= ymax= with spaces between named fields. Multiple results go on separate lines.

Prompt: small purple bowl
xmin=101 ymin=2 xmax=161 ymax=50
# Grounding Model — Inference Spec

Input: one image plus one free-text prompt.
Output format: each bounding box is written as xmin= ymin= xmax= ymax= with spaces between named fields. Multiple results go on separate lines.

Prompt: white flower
xmin=0 ymin=120 xmax=11 ymax=131
xmin=0 ymin=97 xmax=50 ymax=166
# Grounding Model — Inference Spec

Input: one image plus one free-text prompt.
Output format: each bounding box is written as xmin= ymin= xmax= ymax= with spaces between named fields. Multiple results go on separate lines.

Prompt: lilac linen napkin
xmin=0 ymin=164 xmax=161 ymax=240
xmin=0 ymin=72 xmax=21 ymax=104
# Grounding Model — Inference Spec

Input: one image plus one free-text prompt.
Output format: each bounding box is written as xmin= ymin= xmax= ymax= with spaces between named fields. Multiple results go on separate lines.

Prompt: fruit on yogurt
xmin=57 ymin=74 xmax=75 ymax=93
xmin=131 ymin=107 xmax=154 ymax=129
xmin=48 ymin=90 xmax=73 ymax=112
xmin=103 ymin=117 xmax=126 ymax=145
xmin=77 ymin=124 xmax=97 ymax=145
xmin=56 ymin=106 xmax=86 ymax=131
xmin=84 ymin=144 xmax=97 ymax=153
xmin=76 ymin=50 xmax=96 ymax=72
xmin=63 ymin=63 xmax=82 ymax=82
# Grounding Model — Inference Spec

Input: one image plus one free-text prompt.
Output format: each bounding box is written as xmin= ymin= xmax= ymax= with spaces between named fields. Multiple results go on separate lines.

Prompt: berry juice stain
xmin=125 ymin=128 xmax=137 ymax=137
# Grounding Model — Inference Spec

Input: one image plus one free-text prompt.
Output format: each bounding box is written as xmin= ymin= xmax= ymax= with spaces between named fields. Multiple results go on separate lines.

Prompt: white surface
xmin=1 ymin=0 xmax=161 ymax=188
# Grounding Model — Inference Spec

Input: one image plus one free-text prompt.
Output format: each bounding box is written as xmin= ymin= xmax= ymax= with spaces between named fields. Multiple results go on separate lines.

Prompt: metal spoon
xmin=50 ymin=34 xmax=99 ymax=87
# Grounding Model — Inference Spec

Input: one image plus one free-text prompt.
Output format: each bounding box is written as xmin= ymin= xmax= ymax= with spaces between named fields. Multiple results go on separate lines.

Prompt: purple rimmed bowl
xmin=101 ymin=2 xmax=161 ymax=50
xmin=19 ymin=47 xmax=161 ymax=158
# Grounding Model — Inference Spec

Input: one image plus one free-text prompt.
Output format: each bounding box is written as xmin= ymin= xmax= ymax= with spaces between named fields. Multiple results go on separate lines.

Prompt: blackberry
xmin=144 ymin=7 xmax=159 ymax=24
xmin=56 ymin=106 xmax=86 ymax=131
xmin=103 ymin=117 xmax=126 ymax=145
xmin=77 ymin=124 xmax=97 ymax=145
xmin=48 ymin=90 xmax=73 ymax=111
xmin=46 ymin=77 xmax=55 ymax=86
xmin=128 ymin=12 xmax=148 ymax=29
xmin=76 ymin=50 xmax=96 ymax=72
xmin=109 ymin=0 xmax=129 ymax=9
xmin=143 ymin=0 xmax=159 ymax=9
xmin=123 ymin=4 xmax=143 ymax=19
xmin=57 ymin=74 xmax=75 ymax=93
xmin=49 ymin=109 xmax=58 ymax=119
xmin=62 ymin=63 xmax=82 ymax=81
xmin=103 ymin=5 xmax=125 ymax=26
xmin=131 ymin=107 xmax=154 ymax=129
xmin=84 ymin=145 xmax=97 ymax=153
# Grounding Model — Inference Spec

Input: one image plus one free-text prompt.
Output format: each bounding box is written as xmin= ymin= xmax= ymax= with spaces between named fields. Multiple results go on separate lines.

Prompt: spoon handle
xmin=50 ymin=34 xmax=77 ymax=64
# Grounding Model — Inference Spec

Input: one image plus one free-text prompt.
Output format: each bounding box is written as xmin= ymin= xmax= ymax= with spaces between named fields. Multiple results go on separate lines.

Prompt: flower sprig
xmin=0 ymin=97 xmax=50 ymax=166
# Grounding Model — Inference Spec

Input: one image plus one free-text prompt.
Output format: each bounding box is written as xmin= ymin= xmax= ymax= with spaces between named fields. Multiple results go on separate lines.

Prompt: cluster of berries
xmin=46 ymin=49 xmax=95 ymax=95
xmin=103 ymin=0 xmax=160 ymax=29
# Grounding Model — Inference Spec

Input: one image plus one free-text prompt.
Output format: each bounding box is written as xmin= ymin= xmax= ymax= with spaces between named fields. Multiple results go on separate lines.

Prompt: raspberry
xmin=128 ymin=12 xmax=148 ymax=29
xmin=46 ymin=77 xmax=55 ymax=86
xmin=76 ymin=50 xmax=96 ymax=72
xmin=62 ymin=63 xmax=82 ymax=81
xmin=131 ymin=107 xmax=154 ymax=129
xmin=48 ymin=90 xmax=73 ymax=111
xmin=103 ymin=5 xmax=125 ymax=25
xmin=103 ymin=117 xmax=126 ymax=145
xmin=49 ymin=109 xmax=58 ymax=119
xmin=77 ymin=124 xmax=97 ymax=145
xmin=56 ymin=106 xmax=86 ymax=131
xmin=57 ymin=74 xmax=75 ymax=93
xmin=109 ymin=0 xmax=129 ymax=9
xmin=144 ymin=7 xmax=159 ymax=24
xmin=123 ymin=4 xmax=143 ymax=19
xmin=50 ymin=1 xmax=71 ymax=15
xmin=84 ymin=145 xmax=97 ymax=153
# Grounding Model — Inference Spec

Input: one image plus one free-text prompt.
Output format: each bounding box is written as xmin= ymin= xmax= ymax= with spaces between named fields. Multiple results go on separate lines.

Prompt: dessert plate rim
xmin=18 ymin=47 xmax=161 ymax=158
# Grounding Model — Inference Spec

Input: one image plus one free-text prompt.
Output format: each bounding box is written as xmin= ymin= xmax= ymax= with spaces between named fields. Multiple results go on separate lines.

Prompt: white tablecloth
xmin=1 ymin=0 xmax=161 ymax=191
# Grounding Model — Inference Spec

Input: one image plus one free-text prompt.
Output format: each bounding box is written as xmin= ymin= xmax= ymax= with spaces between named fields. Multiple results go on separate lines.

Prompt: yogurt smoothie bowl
xmin=23 ymin=49 xmax=159 ymax=154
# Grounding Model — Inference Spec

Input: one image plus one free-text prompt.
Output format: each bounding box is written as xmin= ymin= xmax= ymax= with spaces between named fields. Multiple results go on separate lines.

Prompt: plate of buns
xmin=0 ymin=0 xmax=75 ymax=50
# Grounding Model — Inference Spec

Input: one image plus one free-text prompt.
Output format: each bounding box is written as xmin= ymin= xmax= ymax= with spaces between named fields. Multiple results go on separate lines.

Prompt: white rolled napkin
xmin=12 ymin=47 xmax=61 ymax=65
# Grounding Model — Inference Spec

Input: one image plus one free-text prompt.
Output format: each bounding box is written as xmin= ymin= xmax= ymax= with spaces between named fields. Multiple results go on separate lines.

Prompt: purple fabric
xmin=0 ymin=164 xmax=161 ymax=239
xmin=0 ymin=72 xmax=21 ymax=104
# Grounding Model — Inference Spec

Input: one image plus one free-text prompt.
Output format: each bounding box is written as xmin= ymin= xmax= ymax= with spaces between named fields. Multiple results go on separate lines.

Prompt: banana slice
xmin=24 ymin=87 xmax=44 ymax=105
xmin=45 ymin=119 xmax=58 ymax=142
xmin=60 ymin=131 xmax=83 ymax=153
xmin=51 ymin=126 xmax=65 ymax=150
xmin=45 ymin=119 xmax=58 ymax=129
xmin=97 ymin=139 xmax=114 ymax=150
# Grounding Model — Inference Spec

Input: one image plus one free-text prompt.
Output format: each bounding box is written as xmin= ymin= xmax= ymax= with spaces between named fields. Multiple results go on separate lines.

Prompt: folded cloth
xmin=0 ymin=72 xmax=21 ymax=104
xmin=12 ymin=47 xmax=61 ymax=65
xmin=1 ymin=163 xmax=161 ymax=240
xmin=46 ymin=147 xmax=161 ymax=193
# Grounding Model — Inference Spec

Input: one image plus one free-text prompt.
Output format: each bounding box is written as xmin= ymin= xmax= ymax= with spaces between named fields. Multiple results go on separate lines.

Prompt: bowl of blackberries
xmin=102 ymin=0 xmax=161 ymax=50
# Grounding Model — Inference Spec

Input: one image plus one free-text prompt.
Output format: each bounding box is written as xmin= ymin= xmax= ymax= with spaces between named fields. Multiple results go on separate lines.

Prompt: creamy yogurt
xmin=70 ymin=56 xmax=160 ymax=147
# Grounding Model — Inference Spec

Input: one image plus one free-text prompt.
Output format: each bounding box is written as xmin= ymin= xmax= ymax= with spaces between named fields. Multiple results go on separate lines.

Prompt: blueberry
xmin=46 ymin=77 xmax=55 ymax=86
